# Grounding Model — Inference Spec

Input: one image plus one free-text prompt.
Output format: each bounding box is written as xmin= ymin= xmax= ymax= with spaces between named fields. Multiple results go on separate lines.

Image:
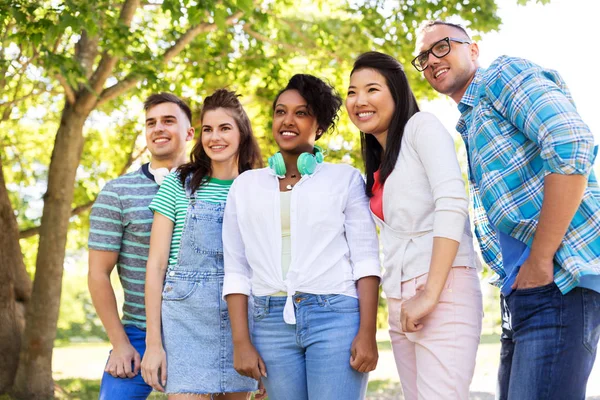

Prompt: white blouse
xmin=222 ymin=162 xmax=381 ymax=324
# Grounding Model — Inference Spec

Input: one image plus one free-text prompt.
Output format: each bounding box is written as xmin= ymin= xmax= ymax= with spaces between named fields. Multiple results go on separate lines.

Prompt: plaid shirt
xmin=456 ymin=56 xmax=600 ymax=294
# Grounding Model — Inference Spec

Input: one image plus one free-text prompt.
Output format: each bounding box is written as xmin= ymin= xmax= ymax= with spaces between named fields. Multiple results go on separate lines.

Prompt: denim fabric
xmin=498 ymin=284 xmax=600 ymax=399
xmin=161 ymin=196 xmax=257 ymax=394
xmin=251 ymin=294 xmax=369 ymax=400
xmin=99 ymin=325 xmax=152 ymax=400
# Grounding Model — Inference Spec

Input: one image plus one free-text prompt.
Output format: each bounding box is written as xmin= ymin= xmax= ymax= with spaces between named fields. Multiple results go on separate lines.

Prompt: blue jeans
xmin=99 ymin=325 xmax=152 ymax=400
xmin=498 ymin=283 xmax=600 ymax=400
xmin=251 ymin=294 xmax=369 ymax=400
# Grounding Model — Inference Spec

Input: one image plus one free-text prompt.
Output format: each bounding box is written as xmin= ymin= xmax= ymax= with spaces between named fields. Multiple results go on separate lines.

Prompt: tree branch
xmin=18 ymin=200 xmax=95 ymax=239
xmin=88 ymin=0 xmax=141 ymax=95
xmin=98 ymin=10 xmax=243 ymax=107
xmin=96 ymin=75 xmax=139 ymax=107
xmin=243 ymin=24 xmax=302 ymax=52
xmin=163 ymin=10 xmax=243 ymax=63
xmin=18 ymin=142 xmax=146 ymax=240
xmin=55 ymin=74 xmax=76 ymax=105
xmin=0 ymin=85 xmax=44 ymax=122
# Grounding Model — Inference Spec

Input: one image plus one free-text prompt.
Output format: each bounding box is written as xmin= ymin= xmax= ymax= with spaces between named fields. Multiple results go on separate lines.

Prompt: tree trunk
xmin=12 ymin=102 xmax=88 ymax=399
xmin=0 ymin=157 xmax=24 ymax=394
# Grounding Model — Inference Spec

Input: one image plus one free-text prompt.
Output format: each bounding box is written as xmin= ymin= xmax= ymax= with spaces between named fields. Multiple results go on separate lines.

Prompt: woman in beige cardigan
xmin=345 ymin=51 xmax=483 ymax=400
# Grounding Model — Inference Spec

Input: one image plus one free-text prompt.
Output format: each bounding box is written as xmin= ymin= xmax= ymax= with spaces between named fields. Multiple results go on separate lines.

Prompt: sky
xmin=421 ymin=0 xmax=599 ymax=154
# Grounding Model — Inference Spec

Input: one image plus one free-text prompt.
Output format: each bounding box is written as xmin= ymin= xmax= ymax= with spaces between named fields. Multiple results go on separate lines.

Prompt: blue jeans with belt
xmin=498 ymin=283 xmax=600 ymax=399
xmin=251 ymin=293 xmax=369 ymax=400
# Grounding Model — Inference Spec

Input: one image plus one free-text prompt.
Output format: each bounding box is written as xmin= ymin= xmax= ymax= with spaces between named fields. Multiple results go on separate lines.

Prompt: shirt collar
xmin=456 ymin=68 xmax=484 ymax=136
xmin=457 ymin=67 xmax=484 ymax=114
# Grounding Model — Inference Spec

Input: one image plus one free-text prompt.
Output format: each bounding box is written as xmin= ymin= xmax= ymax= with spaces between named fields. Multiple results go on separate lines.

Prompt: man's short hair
xmin=143 ymin=92 xmax=192 ymax=125
xmin=417 ymin=20 xmax=472 ymax=41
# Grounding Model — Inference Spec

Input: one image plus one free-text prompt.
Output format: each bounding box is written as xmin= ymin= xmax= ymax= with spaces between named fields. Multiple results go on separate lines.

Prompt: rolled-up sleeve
xmin=486 ymin=61 xmax=595 ymax=176
xmin=343 ymin=169 xmax=381 ymax=281
xmin=222 ymin=180 xmax=252 ymax=297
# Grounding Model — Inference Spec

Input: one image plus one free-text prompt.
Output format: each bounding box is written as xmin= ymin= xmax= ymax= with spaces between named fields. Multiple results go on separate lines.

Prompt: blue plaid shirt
xmin=456 ymin=56 xmax=600 ymax=294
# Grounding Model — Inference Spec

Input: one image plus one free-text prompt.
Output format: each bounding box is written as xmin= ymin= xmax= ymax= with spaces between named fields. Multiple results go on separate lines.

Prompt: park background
xmin=1 ymin=0 xmax=599 ymax=398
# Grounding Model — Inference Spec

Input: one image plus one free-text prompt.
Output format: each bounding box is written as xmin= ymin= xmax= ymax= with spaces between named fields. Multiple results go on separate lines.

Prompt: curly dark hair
xmin=178 ymin=89 xmax=263 ymax=193
xmin=350 ymin=51 xmax=420 ymax=197
xmin=272 ymin=74 xmax=342 ymax=140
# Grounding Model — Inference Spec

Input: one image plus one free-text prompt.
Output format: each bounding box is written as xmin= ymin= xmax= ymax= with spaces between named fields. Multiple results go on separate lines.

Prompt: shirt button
xmin=169 ymin=271 xmax=175 ymax=277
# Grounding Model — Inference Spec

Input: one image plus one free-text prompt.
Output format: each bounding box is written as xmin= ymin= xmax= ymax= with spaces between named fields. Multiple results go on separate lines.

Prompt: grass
xmin=47 ymin=333 xmax=505 ymax=399
xmin=55 ymin=378 xmax=167 ymax=399
xmin=52 ymin=378 xmax=399 ymax=399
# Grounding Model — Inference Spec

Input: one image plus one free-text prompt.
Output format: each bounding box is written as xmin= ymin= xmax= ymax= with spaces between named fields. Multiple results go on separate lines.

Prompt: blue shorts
xmin=99 ymin=325 xmax=152 ymax=400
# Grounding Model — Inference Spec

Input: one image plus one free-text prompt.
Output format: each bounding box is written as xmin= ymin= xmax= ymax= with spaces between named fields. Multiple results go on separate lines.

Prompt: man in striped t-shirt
xmin=88 ymin=92 xmax=194 ymax=399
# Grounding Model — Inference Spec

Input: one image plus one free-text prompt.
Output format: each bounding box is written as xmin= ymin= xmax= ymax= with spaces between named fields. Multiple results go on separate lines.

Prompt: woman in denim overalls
xmin=142 ymin=89 xmax=263 ymax=399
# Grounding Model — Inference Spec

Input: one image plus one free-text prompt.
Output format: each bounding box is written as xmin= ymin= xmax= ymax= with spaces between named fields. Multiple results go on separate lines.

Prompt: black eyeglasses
xmin=411 ymin=37 xmax=471 ymax=72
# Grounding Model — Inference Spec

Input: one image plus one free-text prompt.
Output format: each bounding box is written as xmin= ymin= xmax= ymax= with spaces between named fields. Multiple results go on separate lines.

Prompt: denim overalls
xmin=161 ymin=179 xmax=257 ymax=394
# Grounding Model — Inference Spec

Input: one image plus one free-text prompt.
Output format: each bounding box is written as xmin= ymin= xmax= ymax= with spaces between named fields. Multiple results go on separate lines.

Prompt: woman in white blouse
xmin=222 ymin=74 xmax=381 ymax=400
xmin=346 ymin=51 xmax=483 ymax=400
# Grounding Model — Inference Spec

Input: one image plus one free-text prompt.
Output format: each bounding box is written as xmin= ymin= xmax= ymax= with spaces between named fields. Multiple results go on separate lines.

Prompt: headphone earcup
xmin=314 ymin=146 xmax=324 ymax=163
xmin=297 ymin=153 xmax=317 ymax=175
xmin=268 ymin=152 xmax=286 ymax=176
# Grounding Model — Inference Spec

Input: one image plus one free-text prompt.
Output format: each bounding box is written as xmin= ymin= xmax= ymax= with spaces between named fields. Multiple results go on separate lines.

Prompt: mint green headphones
xmin=268 ymin=146 xmax=324 ymax=176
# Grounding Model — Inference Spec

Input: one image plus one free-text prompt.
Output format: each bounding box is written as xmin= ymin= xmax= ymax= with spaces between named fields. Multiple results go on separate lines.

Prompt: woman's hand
xmin=233 ymin=341 xmax=267 ymax=381
xmin=255 ymin=379 xmax=268 ymax=400
xmin=401 ymin=288 xmax=438 ymax=332
xmin=350 ymin=328 xmax=379 ymax=373
xmin=141 ymin=345 xmax=167 ymax=392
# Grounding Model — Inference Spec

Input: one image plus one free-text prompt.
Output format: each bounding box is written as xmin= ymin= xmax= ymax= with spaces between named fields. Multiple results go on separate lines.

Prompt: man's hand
xmin=350 ymin=329 xmax=378 ymax=373
xmin=105 ymin=342 xmax=141 ymax=378
xmin=401 ymin=288 xmax=438 ymax=333
xmin=512 ymin=257 xmax=554 ymax=290
xmin=233 ymin=341 xmax=267 ymax=381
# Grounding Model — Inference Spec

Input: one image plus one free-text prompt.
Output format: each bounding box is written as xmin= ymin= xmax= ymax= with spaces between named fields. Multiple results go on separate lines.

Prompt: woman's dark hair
xmin=178 ymin=89 xmax=263 ymax=192
xmin=273 ymin=74 xmax=343 ymax=139
xmin=350 ymin=51 xmax=420 ymax=196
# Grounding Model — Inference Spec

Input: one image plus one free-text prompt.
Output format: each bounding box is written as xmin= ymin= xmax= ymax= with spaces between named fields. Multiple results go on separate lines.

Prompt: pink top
xmin=370 ymin=169 xmax=384 ymax=221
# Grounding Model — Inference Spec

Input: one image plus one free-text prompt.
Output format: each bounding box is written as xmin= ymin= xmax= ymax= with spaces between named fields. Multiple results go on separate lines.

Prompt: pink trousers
xmin=387 ymin=267 xmax=483 ymax=400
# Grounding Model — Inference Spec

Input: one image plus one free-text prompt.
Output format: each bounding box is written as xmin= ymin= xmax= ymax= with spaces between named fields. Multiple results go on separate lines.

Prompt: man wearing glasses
xmin=414 ymin=20 xmax=600 ymax=399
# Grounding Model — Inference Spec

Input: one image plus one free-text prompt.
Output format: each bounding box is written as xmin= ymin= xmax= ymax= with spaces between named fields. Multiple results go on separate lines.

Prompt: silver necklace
xmin=284 ymin=174 xmax=297 ymax=191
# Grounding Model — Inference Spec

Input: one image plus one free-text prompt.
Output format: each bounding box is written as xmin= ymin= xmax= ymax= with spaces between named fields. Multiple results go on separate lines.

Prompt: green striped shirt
xmin=149 ymin=173 xmax=233 ymax=267
xmin=88 ymin=164 xmax=158 ymax=329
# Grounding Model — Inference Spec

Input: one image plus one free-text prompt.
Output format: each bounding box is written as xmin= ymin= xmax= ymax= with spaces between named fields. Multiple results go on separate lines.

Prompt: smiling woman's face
xmin=272 ymin=89 xmax=319 ymax=155
xmin=346 ymin=68 xmax=395 ymax=146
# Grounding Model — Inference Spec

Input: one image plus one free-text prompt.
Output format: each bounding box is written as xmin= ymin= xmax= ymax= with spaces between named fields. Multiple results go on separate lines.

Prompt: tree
xmin=0 ymin=0 xmax=548 ymax=397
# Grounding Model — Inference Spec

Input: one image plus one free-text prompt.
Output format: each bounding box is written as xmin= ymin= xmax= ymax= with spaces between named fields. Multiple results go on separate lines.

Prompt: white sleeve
xmin=222 ymin=179 xmax=252 ymax=297
xmin=411 ymin=112 xmax=469 ymax=242
xmin=343 ymin=168 xmax=382 ymax=281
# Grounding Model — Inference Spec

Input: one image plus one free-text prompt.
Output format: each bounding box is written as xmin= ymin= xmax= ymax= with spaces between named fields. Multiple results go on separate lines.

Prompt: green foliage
xmin=56 ymin=264 xmax=108 ymax=344
xmin=0 ymin=0 xmax=517 ymax=340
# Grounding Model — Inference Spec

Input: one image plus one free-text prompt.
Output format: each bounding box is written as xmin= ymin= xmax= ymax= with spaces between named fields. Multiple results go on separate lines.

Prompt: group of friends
xmin=87 ymin=20 xmax=600 ymax=400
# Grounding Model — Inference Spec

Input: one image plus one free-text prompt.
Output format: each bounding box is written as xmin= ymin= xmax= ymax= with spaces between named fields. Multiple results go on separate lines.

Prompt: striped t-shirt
xmin=88 ymin=164 xmax=158 ymax=329
xmin=149 ymin=173 xmax=233 ymax=267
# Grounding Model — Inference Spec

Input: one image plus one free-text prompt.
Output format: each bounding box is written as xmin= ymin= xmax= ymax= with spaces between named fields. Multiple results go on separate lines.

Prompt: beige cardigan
xmin=373 ymin=112 xmax=481 ymax=300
